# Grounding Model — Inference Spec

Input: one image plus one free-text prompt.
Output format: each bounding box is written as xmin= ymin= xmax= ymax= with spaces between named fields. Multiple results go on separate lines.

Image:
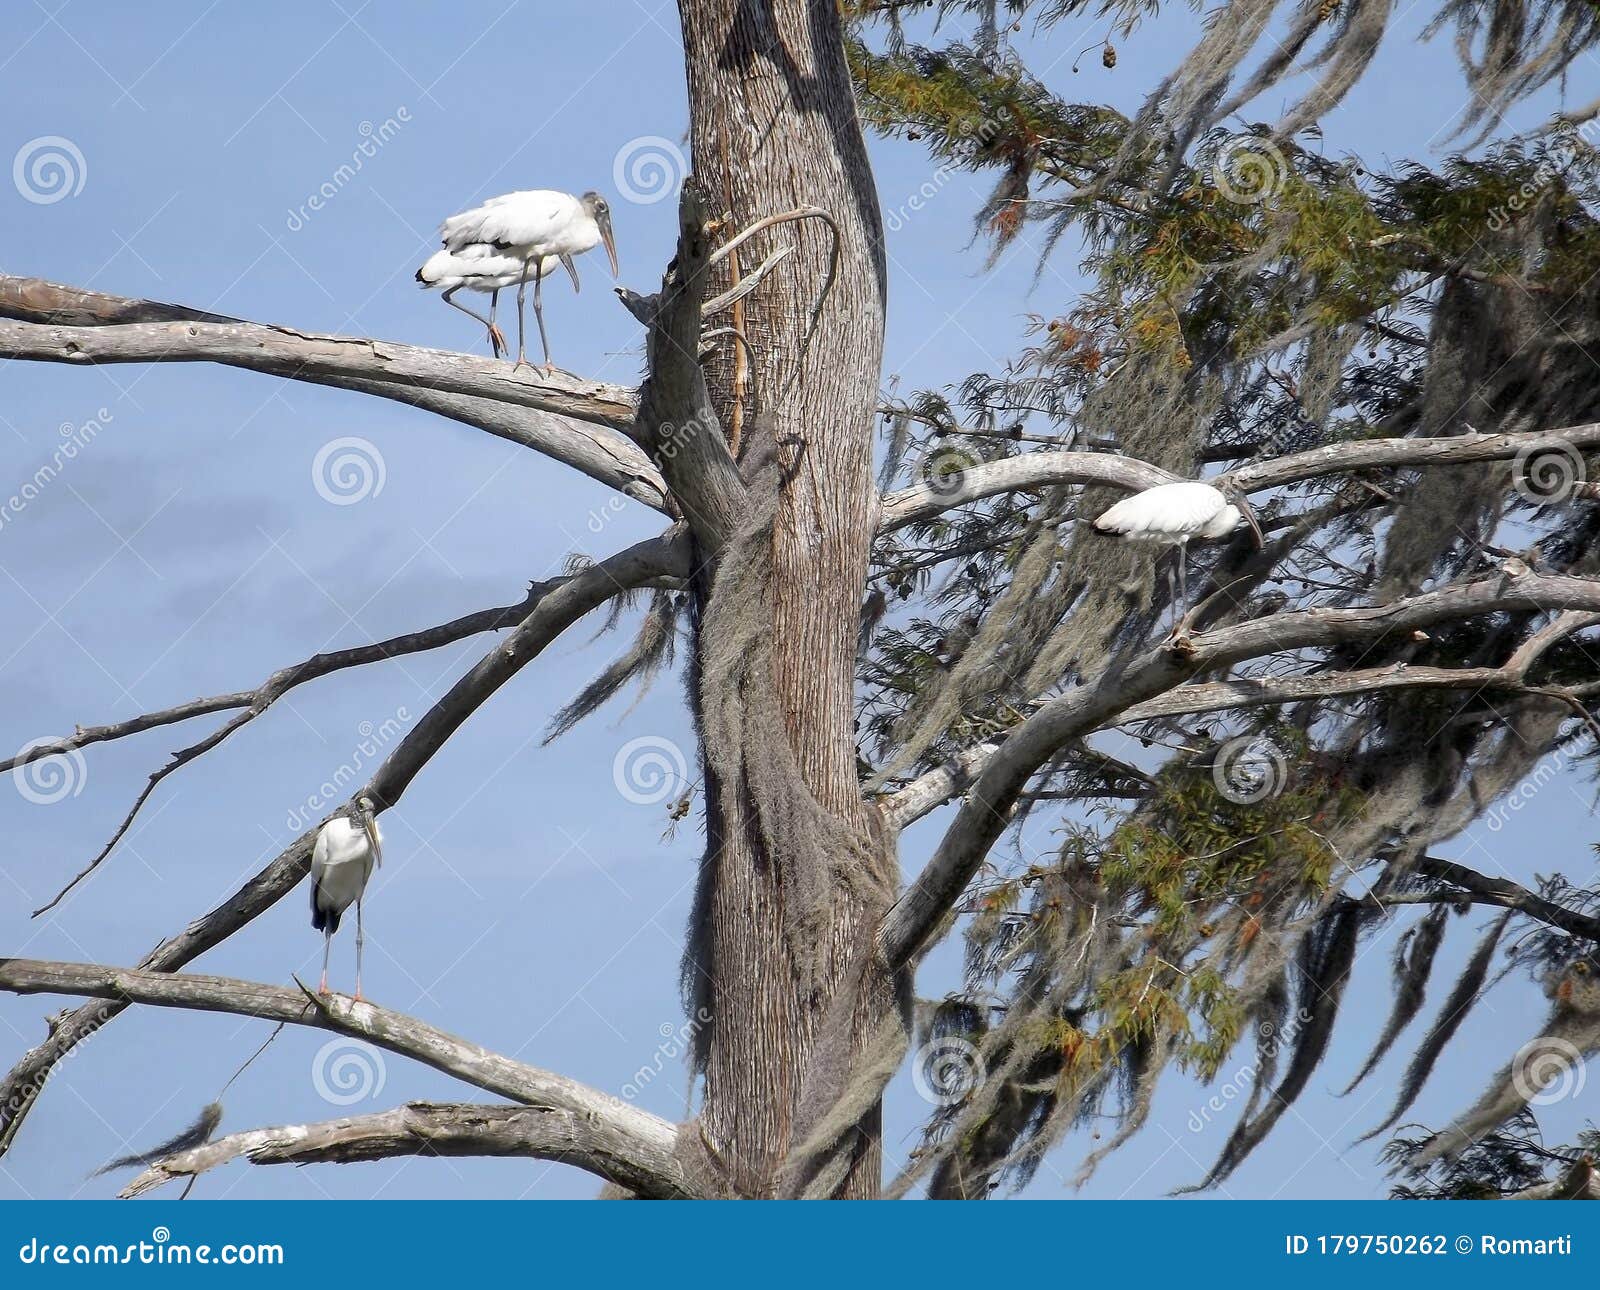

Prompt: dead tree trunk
xmin=674 ymin=0 xmax=892 ymax=1198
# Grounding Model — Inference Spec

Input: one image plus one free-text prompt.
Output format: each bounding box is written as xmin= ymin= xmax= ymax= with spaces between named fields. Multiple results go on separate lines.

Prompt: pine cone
xmin=1102 ymin=44 xmax=1117 ymax=69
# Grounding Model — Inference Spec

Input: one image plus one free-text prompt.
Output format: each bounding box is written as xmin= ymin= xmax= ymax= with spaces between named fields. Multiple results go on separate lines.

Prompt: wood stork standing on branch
xmin=435 ymin=189 xmax=618 ymax=372
xmin=311 ymin=796 xmax=383 ymax=1000
xmin=1093 ymin=481 xmax=1258 ymax=632
xmin=416 ymin=245 xmax=558 ymax=359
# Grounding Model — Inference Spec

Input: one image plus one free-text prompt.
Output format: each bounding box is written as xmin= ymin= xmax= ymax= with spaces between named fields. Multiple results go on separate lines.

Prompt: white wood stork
xmin=416 ymin=245 xmax=557 ymax=359
xmin=1093 ymin=481 xmax=1250 ymax=630
xmin=311 ymin=796 xmax=383 ymax=999
xmin=436 ymin=189 xmax=618 ymax=372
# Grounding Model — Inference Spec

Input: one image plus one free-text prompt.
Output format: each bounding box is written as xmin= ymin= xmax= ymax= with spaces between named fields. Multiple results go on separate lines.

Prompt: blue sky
xmin=0 ymin=0 xmax=1595 ymax=1200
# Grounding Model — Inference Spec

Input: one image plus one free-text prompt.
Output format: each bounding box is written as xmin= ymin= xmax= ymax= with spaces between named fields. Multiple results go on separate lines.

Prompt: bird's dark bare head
xmin=583 ymin=191 xmax=619 ymax=277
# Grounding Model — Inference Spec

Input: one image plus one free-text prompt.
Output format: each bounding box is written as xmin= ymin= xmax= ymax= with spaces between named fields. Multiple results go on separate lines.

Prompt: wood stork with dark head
xmin=416 ymin=245 xmax=558 ymax=359
xmin=436 ymin=189 xmax=618 ymax=372
xmin=1093 ymin=481 xmax=1254 ymax=631
xmin=311 ymin=796 xmax=383 ymax=999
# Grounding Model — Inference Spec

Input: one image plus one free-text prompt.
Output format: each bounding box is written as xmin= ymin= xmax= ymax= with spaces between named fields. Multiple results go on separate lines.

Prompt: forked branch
xmin=0 ymin=960 xmax=693 ymax=1199
xmin=119 ymin=1101 xmax=696 ymax=1199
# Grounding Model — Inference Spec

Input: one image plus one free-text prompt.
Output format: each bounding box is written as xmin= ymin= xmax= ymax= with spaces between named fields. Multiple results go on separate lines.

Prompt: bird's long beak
xmin=599 ymin=211 xmax=619 ymax=278
xmin=1233 ymin=492 xmax=1265 ymax=549
xmin=363 ymin=814 xmax=383 ymax=866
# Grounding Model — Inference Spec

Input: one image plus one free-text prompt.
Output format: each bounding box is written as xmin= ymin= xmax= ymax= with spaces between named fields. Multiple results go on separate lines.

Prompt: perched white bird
xmin=416 ymin=245 xmax=557 ymax=359
xmin=310 ymin=796 xmax=383 ymax=999
xmin=1093 ymin=481 xmax=1246 ymax=629
xmin=437 ymin=189 xmax=618 ymax=371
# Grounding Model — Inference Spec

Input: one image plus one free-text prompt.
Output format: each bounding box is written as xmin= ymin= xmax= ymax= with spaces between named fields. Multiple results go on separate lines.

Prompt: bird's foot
xmin=488 ymin=325 xmax=508 ymax=359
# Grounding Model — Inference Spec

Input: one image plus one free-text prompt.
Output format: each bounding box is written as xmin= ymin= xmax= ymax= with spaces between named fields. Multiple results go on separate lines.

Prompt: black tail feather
xmin=309 ymin=880 xmax=340 ymax=934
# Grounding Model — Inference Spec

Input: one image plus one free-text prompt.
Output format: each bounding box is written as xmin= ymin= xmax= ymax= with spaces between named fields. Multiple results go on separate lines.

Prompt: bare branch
xmin=1219 ymin=423 xmax=1600 ymax=494
xmin=2 ymin=582 xmax=565 ymax=777
xmin=880 ymin=569 xmax=1600 ymax=968
xmin=874 ymin=423 xmax=1600 ymax=533
xmin=877 ymin=452 xmax=1179 ymax=530
xmin=0 ymin=277 xmax=668 ymax=508
xmin=1411 ymin=856 xmax=1600 ymax=944
xmin=877 ymin=741 xmax=1002 ymax=831
xmin=119 ymin=1101 xmax=697 ymax=1200
xmin=622 ymin=183 xmax=748 ymax=550
xmin=0 ymin=531 xmax=688 ymax=1157
xmin=0 ymin=960 xmax=692 ymax=1198
xmin=16 ymin=580 xmax=575 ymax=915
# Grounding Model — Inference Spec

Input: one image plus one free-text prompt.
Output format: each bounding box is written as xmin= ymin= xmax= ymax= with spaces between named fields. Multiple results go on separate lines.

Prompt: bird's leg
xmin=513 ymin=259 xmax=533 ymax=370
xmin=533 ymin=262 xmax=554 ymax=374
xmin=318 ymin=928 xmax=332 ymax=996
xmin=442 ymin=287 xmax=504 ymax=360
xmin=354 ymin=897 xmax=366 ymax=1003
xmin=1168 ymin=543 xmax=1201 ymax=650
xmin=488 ymin=290 xmax=507 ymax=359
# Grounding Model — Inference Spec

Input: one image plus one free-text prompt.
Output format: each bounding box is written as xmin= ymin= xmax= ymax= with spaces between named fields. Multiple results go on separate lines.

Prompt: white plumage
xmin=433 ymin=188 xmax=617 ymax=370
xmin=1093 ymin=482 xmax=1245 ymax=631
xmin=416 ymin=246 xmax=556 ymax=359
xmin=310 ymin=797 xmax=382 ymax=999
xmin=1092 ymin=481 xmax=1242 ymax=544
